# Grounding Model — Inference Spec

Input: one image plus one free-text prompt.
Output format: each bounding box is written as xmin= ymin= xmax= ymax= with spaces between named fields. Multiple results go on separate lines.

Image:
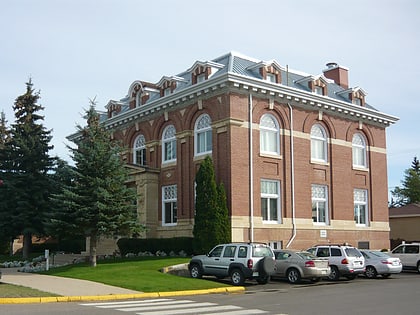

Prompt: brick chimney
xmin=323 ymin=62 xmax=349 ymax=89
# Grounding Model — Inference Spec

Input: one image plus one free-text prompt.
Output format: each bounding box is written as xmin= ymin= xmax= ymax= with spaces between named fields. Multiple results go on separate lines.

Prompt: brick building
xmin=73 ymin=52 xmax=398 ymax=252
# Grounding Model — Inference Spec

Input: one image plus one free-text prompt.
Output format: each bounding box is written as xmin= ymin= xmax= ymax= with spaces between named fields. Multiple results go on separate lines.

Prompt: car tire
xmin=286 ymin=268 xmax=301 ymax=284
xmin=230 ymin=269 xmax=245 ymax=286
xmin=189 ymin=264 xmax=202 ymax=279
xmin=328 ymin=266 xmax=340 ymax=281
xmin=365 ymin=266 xmax=377 ymax=279
xmin=256 ymin=275 xmax=270 ymax=284
xmin=417 ymin=262 xmax=420 ymax=274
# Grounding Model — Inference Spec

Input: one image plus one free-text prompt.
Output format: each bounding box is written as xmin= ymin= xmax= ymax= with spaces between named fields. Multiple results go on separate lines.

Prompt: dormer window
xmin=196 ymin=73 xmax=206 ymax=84
xmin=163 ymin=87 xmax=171 ymax=96
xmin=314 ymin=86 xmax=324 ymax=95
xmin=266 ymin=73 xmax=277 ymax=83
xmin=353 ymin=97 xmax=362 ymax=106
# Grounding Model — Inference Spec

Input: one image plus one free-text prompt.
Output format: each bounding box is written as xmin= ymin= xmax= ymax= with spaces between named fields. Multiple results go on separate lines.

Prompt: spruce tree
xmin=1 ymin=81 xmax=54 ymax=258
xmin=52 ymin=101 xmax=141 ymax=266
xmin=392 ymin=156 xmax=420 ymax=206
xmin=193 ymin=156 xmax=230 ymax=254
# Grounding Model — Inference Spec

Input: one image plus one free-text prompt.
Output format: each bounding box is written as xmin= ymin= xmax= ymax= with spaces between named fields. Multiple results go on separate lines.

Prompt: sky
xmin=1 ymin=0 xmax=419 ymax=198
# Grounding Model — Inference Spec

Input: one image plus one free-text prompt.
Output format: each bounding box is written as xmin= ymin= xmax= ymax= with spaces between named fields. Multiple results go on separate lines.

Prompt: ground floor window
xmin=162 ymin=185 xmax=177 ymax=226
xmin=261 ymin=180 xmax=280 ymax=222
xmin=312 ymin=184 xmax=328 ymax=224
xmin=354 ymin=189 xmax=368 ymax=225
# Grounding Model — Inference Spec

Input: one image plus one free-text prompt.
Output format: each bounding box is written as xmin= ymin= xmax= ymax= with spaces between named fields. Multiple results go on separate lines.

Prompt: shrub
xmin=117 ymin=237 xmax=193 ymax=256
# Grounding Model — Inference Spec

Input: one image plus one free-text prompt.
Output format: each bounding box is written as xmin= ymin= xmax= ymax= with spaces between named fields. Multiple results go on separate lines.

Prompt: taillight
xmin=305 ymin=260 xmax=315 ymax=268
xmin=381 ymin=260 xmax=392 ymax=265
xmin=247 ymin=259 xmax=253 ymax=269
xmin=341 ymin=258 xmax=349 ymax=264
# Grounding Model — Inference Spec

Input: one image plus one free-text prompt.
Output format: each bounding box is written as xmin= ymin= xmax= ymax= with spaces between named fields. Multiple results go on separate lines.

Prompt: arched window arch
xmin=260 ymin=114 xmax=280 ymax=155
xmin=162 ymin=125 xmax=176 ymax=163
xmin=352 ymin=133 xmax=367 ymax=168
xmin=311 ymin=124 xmax=328 ymax=162
xmin=133 ymin=134 xmax=146 ymax=166
xmin=194 ymin=114 xmax=212 ymax=156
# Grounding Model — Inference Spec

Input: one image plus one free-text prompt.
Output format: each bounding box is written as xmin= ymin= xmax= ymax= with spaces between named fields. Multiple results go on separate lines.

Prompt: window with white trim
xmin=311 ymin=124 xmax=328 ymax=162
xmin=266 ymin=73 xmax=277 ymax=83
xmin=162 ymin=185 xmax=177 ymax=226
xmin=261 ymin=180 xmax=280 ymax=222
xmin=195 ymin=114 xmax=212 ymax=155
xmin=352 ymin=133 xmax=367 ymax=168
xmin=312 ymin=185 xmax=328 ymax=224
xmin=162 ymin=125 xmax=176 ymax=163
xmin=196 ymin=73 xmax=206 ymax=83
xmin=354 ymin=189 xmax=368 ymax=225
xmin=314 ymin=86 xmax=323 ymax=95
xmin=133 ymin=134 xmax=146 ymax=166
xmin=260 ymin=114 xmax=280 ymax=155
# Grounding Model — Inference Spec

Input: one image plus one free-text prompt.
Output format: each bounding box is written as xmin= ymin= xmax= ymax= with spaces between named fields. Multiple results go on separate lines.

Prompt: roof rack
xmin=313 ymin=243 xmax=353 ymax=247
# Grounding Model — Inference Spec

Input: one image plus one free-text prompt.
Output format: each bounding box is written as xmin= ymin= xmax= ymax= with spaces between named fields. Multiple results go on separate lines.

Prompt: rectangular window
xmin=354 ymin=189 xmax=368 ymax=225
xmin=196 ymin=73 xmax=206 ymax=83
xmin=314 ymin=86 xmax=323 ymax=95
xmin=312 ymin=185 xmax=328 ymax=224
xmin=135 ymin=148 xmax=146 ymax=166
xmin=266 ymin=73 xmax=276 ymax=83
xmin=164 ymin=140 xmax=176 ymax=162
xmin=197 ymin=130 xmax=212 ymax=154
xmin=261 ymin=180 xmax=280 ymax=222
xmin=162 ymin=185 xmax=177 ymax=226
xmin=163 ymin=87 xmax=171 ymax=96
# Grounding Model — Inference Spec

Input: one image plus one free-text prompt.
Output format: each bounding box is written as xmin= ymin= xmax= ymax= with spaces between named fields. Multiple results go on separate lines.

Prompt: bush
xmin=117 ymin=237 xmax=193 ymax=256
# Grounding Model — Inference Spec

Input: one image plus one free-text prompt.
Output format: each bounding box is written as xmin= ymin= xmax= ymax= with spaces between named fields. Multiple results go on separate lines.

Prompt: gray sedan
xmin=360 ymin=250 xmax=402 ymax=278
xmin=273 ymin=250 xmax=330 ymax=284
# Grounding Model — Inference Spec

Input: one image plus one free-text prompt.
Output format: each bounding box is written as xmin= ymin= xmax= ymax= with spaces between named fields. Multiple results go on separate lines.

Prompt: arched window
xmin=311 ymin=124 xmax=328 ymax=162
xmin=133 ymin=134 xmax=146 ymax=166
xmin=162 ymin=125 xmax=176 ymax=163
xmin=352 ymin=133 xmax=367 ymax=168
xmin=195 ymin=114 xmax=212 ymax=156
xmin=260 ymin=114 xmax=280 ymax=155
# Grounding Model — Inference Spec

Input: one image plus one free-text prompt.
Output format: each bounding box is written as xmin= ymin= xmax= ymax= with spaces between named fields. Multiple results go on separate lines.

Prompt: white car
xmin=360 ymin=250 xmax=402 ymax=278
xmin=389 ymin=243 xmax=420 ymax=273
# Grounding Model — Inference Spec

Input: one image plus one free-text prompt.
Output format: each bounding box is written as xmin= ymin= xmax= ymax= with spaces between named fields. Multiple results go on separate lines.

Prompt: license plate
xmin=392 ymin=261 xmax=399 ymax=266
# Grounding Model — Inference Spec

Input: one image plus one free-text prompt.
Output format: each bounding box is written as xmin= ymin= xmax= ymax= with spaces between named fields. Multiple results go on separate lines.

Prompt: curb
xmin=0 ymin=286 xmax=245 ymax=304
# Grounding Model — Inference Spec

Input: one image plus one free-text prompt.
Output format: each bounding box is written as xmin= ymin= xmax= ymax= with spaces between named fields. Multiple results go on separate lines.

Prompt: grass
xmin=0 ymin=283 xmax=58 ymax=298
xmin=40 ymin=256 xmax=229 ymax=292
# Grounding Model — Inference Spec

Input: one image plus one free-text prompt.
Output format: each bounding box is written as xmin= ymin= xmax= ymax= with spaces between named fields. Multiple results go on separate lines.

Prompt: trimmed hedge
xmin=117 ymin=237 xmax=193 ymax=256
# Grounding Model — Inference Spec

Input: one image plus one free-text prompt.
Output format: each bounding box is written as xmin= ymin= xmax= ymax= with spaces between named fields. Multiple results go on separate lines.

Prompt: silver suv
xmin=307 ymin=244 xmax=365 ymax=280
xmin=390 ymin=243 xmax=420 ymax=273
xmin=189 ymin=243 xmax=276 ymax=285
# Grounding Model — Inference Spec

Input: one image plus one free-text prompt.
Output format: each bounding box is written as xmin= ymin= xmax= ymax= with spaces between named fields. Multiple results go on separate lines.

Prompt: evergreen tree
xmin=0 ymin=81 xmax=54 ymax=258
xmin=392 ymin=156 xmax=420 ymax=206
xmin=193 ymin=156 xmax=230 ymax=254
xmin=52 ymin=101 xmax=141 ymax=266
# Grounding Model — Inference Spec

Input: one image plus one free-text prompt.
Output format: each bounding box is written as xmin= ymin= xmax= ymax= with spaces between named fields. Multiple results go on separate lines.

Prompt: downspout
xmin=249 ymin=93 xmax=254 ymax=242
xmin=286 ymin=102 xmax=296 ymax=248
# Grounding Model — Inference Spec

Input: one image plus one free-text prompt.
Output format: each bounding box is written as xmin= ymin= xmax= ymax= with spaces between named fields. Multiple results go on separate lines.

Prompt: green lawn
xmin=0 ymin=283 xmax=58 ymax=298
xmin=41 ymin=257 xmax=229 ymax=292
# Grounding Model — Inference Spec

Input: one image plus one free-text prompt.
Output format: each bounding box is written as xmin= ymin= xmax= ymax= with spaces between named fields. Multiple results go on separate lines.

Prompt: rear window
xmin=345 ymin=248 xmax=362 ymax=257
xmin=252 ymin=246 xmax=274 ymax=257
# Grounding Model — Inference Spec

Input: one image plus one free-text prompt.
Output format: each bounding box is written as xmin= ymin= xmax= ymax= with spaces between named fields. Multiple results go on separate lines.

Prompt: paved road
xmin=2 ymin=271 xmax=420 ymax=314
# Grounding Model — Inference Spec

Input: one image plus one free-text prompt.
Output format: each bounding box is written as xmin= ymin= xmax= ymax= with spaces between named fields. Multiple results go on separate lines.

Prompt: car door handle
xmin=230 ymin=259 xmax=234 ymax=261
xmin=215 ymin=258 xmax=219 ymax=261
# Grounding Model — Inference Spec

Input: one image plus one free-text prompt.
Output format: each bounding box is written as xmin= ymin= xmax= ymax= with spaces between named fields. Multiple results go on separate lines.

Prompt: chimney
xmin=323 ymin=62 xmax=349 ymax=89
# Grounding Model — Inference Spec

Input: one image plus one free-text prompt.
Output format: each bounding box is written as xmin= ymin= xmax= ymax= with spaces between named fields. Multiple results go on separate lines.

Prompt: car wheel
xmin=256 ymin=275 xmax=270 ymax=284
xmin=382 ymin=274 xmax=391 ymax=278
xmin=189 ymin=264 xmax=202 ymax=279
xmin=417 ymin=262 xmax=420 ymax=274
xmin=310 ymin=277 xmax=321 ymax=283
xmin=286 ymin=268 xmax=301 ymax=284
xmin=365 ymin=266 xmax=377 ymax=279
xmin=328 ymin=266 xmax=340 ymax=281
xmin=230 ymin=269 xmax=245 ymax=286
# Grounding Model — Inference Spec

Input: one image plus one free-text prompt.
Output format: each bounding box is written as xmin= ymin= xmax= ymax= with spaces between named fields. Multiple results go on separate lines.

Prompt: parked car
xmin=389 ymin=243 xmax=420 ymax=273
xmin=188 ymin=243 xmax=276 ymax=285
xmin=360 ymin=250 xmax=402 ymax=278
xmin=307 ymin=244 xmax=365 ymax=280
xmin=272 ymin=249 xmax=330 ymax=284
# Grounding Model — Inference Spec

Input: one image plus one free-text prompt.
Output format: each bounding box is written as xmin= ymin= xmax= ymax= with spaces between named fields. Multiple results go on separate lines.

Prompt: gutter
xmin=286 ymin=102 xmax=296 ymax=248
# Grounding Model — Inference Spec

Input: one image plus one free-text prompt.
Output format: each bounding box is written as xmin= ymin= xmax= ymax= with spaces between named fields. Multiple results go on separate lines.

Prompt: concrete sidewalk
xmin=0 ymin=267 xmax=141 ymax=296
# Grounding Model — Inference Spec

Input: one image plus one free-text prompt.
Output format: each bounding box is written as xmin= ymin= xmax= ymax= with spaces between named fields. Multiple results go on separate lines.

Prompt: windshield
xmin=296 ymin=251 xmax=317 ymax=260
xmin=345 ymin=248 xmax=362 ymax=257
xmin=368 ymin=251 xmax=390 ymax=258
xmin=252 ymin=246 xmax=274 ymax=257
